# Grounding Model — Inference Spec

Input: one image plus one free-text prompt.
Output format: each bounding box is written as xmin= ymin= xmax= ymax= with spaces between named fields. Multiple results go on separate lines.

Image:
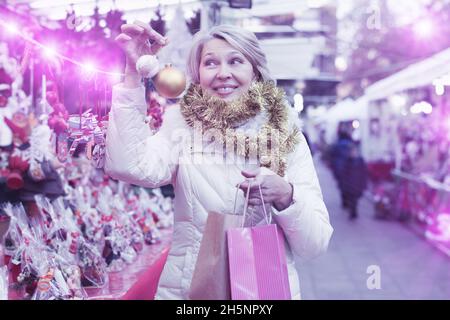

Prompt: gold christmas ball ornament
xmin=153 ymin=64 xmax=186 ymax=99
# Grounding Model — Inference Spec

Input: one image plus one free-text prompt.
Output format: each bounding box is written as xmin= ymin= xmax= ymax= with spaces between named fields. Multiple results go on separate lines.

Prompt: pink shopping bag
xmin=227 ymin=224 xmax=291 ymax=300
xmin=227 ymin=179 xmax=291 ymax=300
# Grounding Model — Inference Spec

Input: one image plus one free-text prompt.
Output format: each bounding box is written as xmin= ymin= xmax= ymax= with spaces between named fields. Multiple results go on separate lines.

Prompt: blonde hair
xmin=186 ymin=25 xmax=273 ymax=84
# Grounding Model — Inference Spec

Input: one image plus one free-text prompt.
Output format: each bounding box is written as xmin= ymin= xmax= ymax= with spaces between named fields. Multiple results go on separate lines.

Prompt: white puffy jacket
xmin=105 ymin=84 xmax=333 ymax=300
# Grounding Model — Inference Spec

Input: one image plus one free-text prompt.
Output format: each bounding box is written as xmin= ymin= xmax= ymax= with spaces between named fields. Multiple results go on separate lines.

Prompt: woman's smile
xmin=212 ymin=83 xmax=239 ymax=97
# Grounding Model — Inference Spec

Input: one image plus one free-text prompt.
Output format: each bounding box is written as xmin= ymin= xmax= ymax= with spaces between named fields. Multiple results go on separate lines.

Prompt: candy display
xmin=1 ymin=173 xmax=174 ymax=299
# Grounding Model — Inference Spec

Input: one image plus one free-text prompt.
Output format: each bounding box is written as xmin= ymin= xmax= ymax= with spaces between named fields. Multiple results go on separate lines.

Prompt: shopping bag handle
xmin=233 ymin=181 xmax=245 ymax=215
xmin=233 ymin=178 xmax=271 ymax=226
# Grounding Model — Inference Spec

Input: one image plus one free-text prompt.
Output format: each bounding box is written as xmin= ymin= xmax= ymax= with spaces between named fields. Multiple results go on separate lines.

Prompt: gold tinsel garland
xmin=180 ymin=81 xmax=301 ymax=176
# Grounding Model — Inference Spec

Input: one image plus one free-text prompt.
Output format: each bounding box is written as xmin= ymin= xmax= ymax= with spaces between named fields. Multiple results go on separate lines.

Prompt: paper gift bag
xmin=227 ymin=224 xmax=291 ymax=300
xmin=189 ymin=211 xmax=244 ymax=300
xmin=227 ymin=179 xmax=291 ymax=300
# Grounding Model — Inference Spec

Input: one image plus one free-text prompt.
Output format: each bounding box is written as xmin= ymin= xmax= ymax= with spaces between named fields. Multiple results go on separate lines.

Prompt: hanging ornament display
xmin=43 ymin=79 xmax=70 ymax=154
xmin=65 ymin=109 xmax=107 ymax=168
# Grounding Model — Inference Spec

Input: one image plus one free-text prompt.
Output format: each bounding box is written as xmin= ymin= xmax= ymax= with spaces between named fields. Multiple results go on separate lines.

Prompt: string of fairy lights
xmin=0 ymin=18 xmax=124 ymax=79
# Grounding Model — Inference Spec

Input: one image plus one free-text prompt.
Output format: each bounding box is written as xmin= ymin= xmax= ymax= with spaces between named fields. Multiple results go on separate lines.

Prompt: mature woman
xmin=105 ymin=21 xmax=333 ymax=300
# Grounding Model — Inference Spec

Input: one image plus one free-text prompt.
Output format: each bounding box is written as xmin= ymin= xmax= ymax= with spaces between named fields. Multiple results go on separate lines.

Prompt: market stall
xmin=0 ymin=4 xmax=176 ymax=300
xmin=356 ymin=46 xmax=450 ymax=255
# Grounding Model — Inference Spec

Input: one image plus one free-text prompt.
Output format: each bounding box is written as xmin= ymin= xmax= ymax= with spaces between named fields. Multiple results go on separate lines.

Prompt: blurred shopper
xmin=340 ymin=144 xmax=368 ymax=219
xmin=330 ymin=129 xmax=355 ymax=207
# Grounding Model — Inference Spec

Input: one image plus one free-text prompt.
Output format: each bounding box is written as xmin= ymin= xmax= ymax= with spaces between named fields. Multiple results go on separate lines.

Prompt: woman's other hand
xmin=239 ymin=168 xmax=294 ymax=212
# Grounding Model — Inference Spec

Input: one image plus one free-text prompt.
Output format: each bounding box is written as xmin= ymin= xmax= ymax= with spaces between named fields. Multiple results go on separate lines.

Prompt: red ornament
xmin=0 ymin=95 xmax=7 ymax=108
xmin=48 ymin=114 xmax=68 ymax=134
xmin=7 ymin=153 xmax=29 ymax=190
xmin=46 ymin=91 xmax=59 ymax=106
xmin=47 ymin=99 xmax=69 ymax=135
xmin=53 ymin=103 xmax=68 ymax=118
xmin=4 ymin=112 xmax=31 ymax=144
xmin=46 ymin=81 xmax=57 ymax=93
xmin=151 ymin=211 xmax=160 ymax=224
xmin=101 ymin=214 xmax=113 ymax=223
xmin=6 ymin=171 xmax=24 ymax=190
xmin=9 ymin=154 xmax=29 ymax=172
xmin=69 ymin=233 xmax=79 ymax=255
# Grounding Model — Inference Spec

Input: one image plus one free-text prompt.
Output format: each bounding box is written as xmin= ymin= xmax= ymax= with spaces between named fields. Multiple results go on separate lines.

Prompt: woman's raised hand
xmin=115 ymin=20 xmax=168 ymax=71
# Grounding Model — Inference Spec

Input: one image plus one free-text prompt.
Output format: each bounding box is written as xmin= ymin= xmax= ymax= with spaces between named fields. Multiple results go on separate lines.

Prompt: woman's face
xmin=199 ymin=38 xmax=255 ymax=102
